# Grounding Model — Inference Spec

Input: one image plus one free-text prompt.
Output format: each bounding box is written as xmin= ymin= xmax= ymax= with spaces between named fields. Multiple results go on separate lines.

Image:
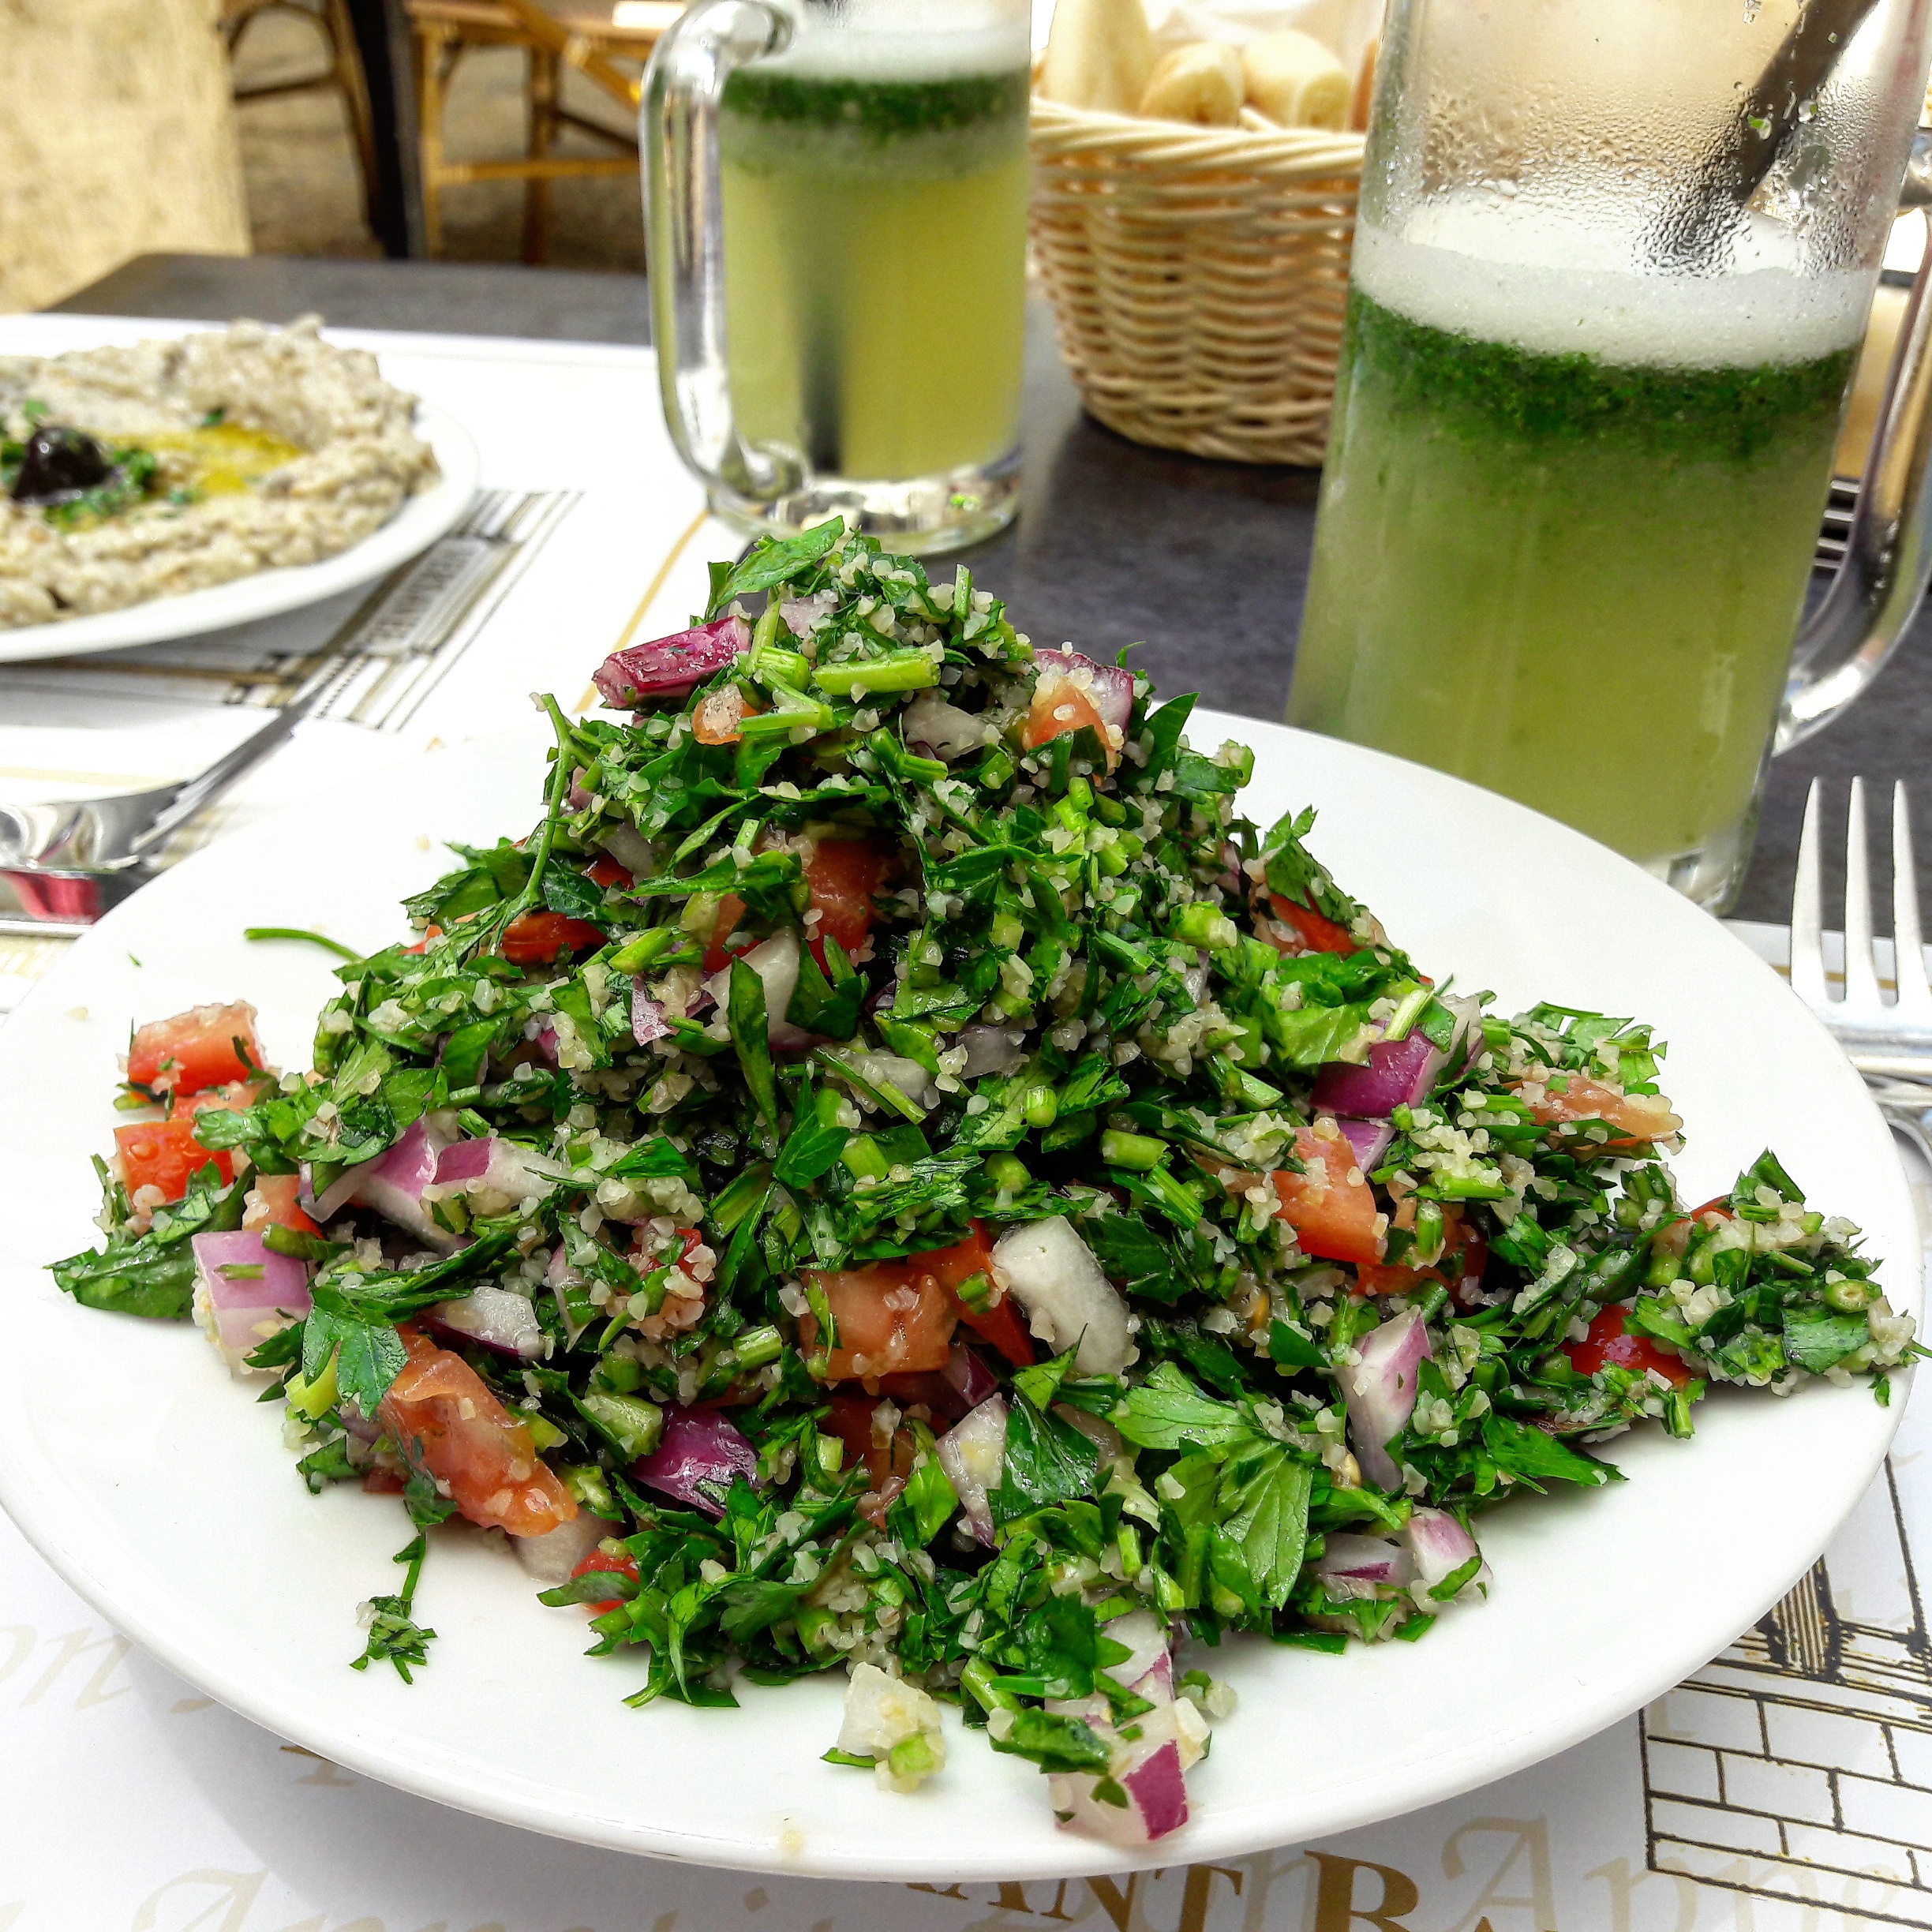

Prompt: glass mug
xmin=1290 ymin=0 xmax=1932 ymax=911
xmin=642 ymin=0 xmax=1031 ymax=554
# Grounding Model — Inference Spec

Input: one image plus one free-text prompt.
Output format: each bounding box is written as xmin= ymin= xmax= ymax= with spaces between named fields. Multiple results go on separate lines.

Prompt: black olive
xmin=10 ymin=425 xmax=111 ymax=504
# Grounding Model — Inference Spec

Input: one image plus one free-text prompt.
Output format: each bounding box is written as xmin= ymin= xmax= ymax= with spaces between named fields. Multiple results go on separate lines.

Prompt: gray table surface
xmin=54 ymin=251 xmax=1932 ymax=934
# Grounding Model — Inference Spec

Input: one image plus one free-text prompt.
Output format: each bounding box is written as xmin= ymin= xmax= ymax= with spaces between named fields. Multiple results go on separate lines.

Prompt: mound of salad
xmin=54 ymin=519 xmax=1920 ymax=1844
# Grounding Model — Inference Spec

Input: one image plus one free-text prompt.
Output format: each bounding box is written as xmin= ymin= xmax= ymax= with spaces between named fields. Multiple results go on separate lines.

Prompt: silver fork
xmin=0 ymin=655 xmax=350 ymax=929
xmin=1790 ymin=777 xmax=1932 ymax=1080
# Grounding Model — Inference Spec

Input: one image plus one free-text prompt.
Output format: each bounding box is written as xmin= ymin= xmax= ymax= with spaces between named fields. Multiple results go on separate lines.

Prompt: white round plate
xmin=0 ymin=402 xmax=481 ymax=664
xmin=0 ymin=711 xmax=1915 ymax=1881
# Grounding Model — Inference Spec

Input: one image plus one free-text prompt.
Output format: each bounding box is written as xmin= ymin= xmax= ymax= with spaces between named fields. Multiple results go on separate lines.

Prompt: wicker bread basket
xmin=1028 ymin=95 xmax=1366 ymax=466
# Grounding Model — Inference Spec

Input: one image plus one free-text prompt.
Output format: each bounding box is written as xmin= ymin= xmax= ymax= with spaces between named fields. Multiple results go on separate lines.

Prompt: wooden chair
xmin=406 ymin=0 xmax=679 ymax=262
xmin=222 ymin=0 xmax=380 ymax=236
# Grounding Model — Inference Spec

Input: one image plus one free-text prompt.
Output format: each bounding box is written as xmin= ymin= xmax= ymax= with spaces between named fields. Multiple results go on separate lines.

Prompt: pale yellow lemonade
xmin=719 ymin=53 xmax=1028 ymax=484
xmin=1290 ymin=206 xmax=1869 ymax=899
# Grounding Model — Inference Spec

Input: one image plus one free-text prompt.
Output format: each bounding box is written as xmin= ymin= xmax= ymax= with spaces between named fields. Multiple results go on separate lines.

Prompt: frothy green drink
xmin=720 ymin=61 xmax=1029 ymax=484
xmin=1291 ymin=218 xmax=1865 ymax=901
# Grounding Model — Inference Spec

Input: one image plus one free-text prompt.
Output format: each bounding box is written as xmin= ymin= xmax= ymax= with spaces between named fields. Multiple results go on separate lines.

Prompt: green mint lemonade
xmin=719 ymin=31 xmax=1029 ymax=485
xmin=1290 ymin=207 xmax=1866 ymax=897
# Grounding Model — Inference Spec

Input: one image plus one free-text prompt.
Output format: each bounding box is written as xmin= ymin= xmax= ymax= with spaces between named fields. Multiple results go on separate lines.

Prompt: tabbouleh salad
xmin=52 ymin=519 xmax=1919 ymax=1844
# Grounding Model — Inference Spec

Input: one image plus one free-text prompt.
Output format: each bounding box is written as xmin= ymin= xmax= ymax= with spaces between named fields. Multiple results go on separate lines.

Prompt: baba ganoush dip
xmin=0 ymin=317 xmax=440 ymax=627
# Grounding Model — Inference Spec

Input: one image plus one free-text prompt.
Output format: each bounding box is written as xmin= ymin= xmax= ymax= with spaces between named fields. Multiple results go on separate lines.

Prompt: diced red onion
xmin=955 ymin=1024 xmax=1027 ymax=1079
xmin=529 ymin=1020 xmax=560 ymax=1067
xmin=631 ymin=982 xmax=671 ymax=1045
xmin=1106 ymin=1608 xmax=1170 ymax=1690
xmin=1440 ymin=994 xmax=1488 ymax=1080
xmin=191 ymin=1230 xmax=311 ymax=1366
xmin=512 ymin=1511 xmax=615 ymax=1582
xmin=432 ymin=1135 xmax=560 ymax=1216
xmin=631 ymin=1404 xmax=760 ymax=1516
xmin=424 ymin=1284 xmax=545 ymax=1360
xmin=705 ymin=930 xmax=818 ymax=1051
xmin=1403 ymin=1507 xmax=1490 ymax=1603
xmin=839 ymin=1049 xmax=933 ymax=1111
xmin=305 ymin=1116 xmax=459 ymax=1250
xmin=593 ymin=614 xmax=751 ymax=709
xmin=992 ymin=1217 xmax=1133 ymax=1376
xmin=902 ymin=691 xmax=994 ymax=762
xmin=1121 ymin=1743 xmax=1189 ymax=1840
xmin=942 ymin=1342 xmax=999 ymax=1411
xmin=936 ymin=1395 xmax=1008 ymax=1545
xmin=1034 ymin=649 xmax=1133 ymax=733
xmin=1312 ymin=1029 xmax=1447 ymax=1120
xmin=545 ymin=1244 xmax=588 ymax=1342
xmin=567 ymin=766 xmax=593 ymax=811
xmin=880 ymin=1342 xmax=999 ymax=1427
xmin=1337 ymin=1117 xmax=1394 ymax=1174
xmin=1316 ymin=1532 xmax=1413 ymax=1589
xmin=601 ymin=823 xmax=654 ymax=878
xmin=780 ymin=589 xmax=837 ymax=638
xmin=1338 ymin=1307 xmax=1432 ymax=1490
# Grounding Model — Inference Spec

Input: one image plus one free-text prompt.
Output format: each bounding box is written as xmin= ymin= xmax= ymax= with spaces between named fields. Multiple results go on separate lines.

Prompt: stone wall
xmin=0 ymin=0 xmax=249 ymax=313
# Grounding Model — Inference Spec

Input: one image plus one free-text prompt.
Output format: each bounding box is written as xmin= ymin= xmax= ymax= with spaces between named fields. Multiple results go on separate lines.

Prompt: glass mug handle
xmin=642 ymin=0 xmax=800 ymax=508
xmin=1780 ymin=125 xmax=1932 ymax=751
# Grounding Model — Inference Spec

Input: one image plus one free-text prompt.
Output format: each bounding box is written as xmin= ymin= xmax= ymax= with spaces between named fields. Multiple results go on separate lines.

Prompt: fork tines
xmin=1791 ymin=777 xmax=1932 ymax=1061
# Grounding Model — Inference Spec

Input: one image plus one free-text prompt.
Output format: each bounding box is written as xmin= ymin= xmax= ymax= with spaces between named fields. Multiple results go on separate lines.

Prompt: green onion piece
xmin=1170 ymin=902 xmax=1239 ymax=950
xmin=841 ymin=1134 xmax=892 ymax=1181
xmin=575 ymin=1391 xmax=664 ymax=1461
xmin=737 ymin=688 xmax=836 ymax=737
xmin=984 ymin=1151 xmax=1031 ymax=1190
xmin=1101 ymin=1129 xmax=1167 ymax=1171
xmin=608 ymin=927 xmax=695 ymax=974
xmin=811 ymin=650 xmax=941 ymax=696
xmin=954 ymin=1270 xmax=994 ymax=1312
xmin=733 ymin=1324 xmax=784 ymax=1371
xmin=1380 ymin=981 xmax=1435 ymax=1043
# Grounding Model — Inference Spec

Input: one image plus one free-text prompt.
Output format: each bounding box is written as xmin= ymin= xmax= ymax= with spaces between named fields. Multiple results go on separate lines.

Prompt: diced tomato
xmin=1690 ymin=1196 xmax=1734 ymax=1222
xmin=377 ymin=1326 xmax=578 ymax=1537
xmin=243 ymin=1171 xmax=320 ymax=1237
xmin=500 ymin=908 xmax=606 ymax=965
xmin=1264 ymin=893 xmax=1356 ymax=957
xmin=822 ymin=1392 xmax=917 ymax=1521
xmin=1353 ymin=1204 xmax=1485 ymax=1302
xmin=1564 ymin=1303 xmax=1692 ymax=1388
xmin=113 ymin=1081 xmax=260 ymax=1200
xmin=1518 ymin=1075 xmax=1681 ymax=1150
xmin=114 ymin=1114 xmax=232 ymax=1200
xmin=915 ymin=1220 xmax=1034 ymax=1366
xmin=1272 ymin=1121 xmax=1386 ymax=1266
xmin=586 ymin=855 xmax=633 ymax=890
xmin=804 ymin=838 xmax=889 ymax=973
xmin=569 ymin=1545 xmax=639 ymax=1616
xmin=361 ymin=1466 xmax=407 ymax=1495
xmin=700 ymin=893 xmax=747 ymax=974
xmin=1021 ymin=673 xmax=1118 ymax=772
xmin=127 ymin=1001 xmax=263 ymax=1097
xmin=800 ymin=1259 xmax=959 ymax=1383
xmin=694 ymin=685 xmax=762 ymax=745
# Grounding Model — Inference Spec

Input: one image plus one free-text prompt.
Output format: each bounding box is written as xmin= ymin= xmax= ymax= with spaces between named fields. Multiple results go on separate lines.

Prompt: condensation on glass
xmin=1290 ymin=0 xmax=1932 ymax=911
xmin=643 ymin=0 xmax=1030 ymax=555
